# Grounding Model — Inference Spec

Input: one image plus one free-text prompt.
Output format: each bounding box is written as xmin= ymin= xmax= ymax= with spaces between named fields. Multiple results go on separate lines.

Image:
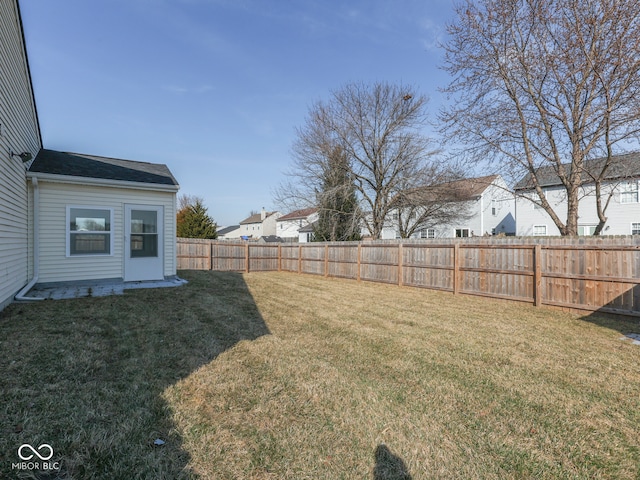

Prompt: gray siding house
xmin=514 ymin=153 xmax=640 ymax=236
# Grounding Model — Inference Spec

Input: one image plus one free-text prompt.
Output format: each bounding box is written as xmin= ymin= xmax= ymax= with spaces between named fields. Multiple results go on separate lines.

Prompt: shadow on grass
xmin=373 ymin=444 xmax=412 ymax=480
xmin=576 ymin=285 xmax=640 ymax=340
xmin=0 ymin=271 xmax=269 ymax=479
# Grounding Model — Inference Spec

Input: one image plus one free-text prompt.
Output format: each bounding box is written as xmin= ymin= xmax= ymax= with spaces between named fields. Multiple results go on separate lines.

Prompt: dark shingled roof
xmin=298 ymin=220 xmax=318 ymax=233
xmin=217 ymin=225 xmax=240 ymax=235
xmin=29 ymin=149 xmax=178 ymax=186
xmin=258 ymin=235 xmax=283 ymax=243
xmin=514 ymin=152 xmax=640 ymax=191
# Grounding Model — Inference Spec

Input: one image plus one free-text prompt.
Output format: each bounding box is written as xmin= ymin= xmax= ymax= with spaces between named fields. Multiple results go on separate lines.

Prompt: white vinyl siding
xmin=35 ymin=181 xmax=176 ymax=283
xmin=0 ymin=0 xmax=42 ymax=308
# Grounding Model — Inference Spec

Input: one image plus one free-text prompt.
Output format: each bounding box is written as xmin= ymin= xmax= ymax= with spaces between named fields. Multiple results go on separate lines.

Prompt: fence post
xmin=453 ymin=243 xmax=460 ymax=294
xmin=278 ymin=244 xmax=282 ymax=272
xmin=325 ymin=244 xmax=329 ymax=277
xmin=534 ymin=244 xmax=542 ymax=306
xmin=398 ymin=243 xmax=403 ymax=286
xmin=245 ymin=243 xmax=250 ymax=273
xmin=298 ymin=244 xmax=302 ymax=274
xmin=209 ymin=241 xmax=213 ymax=271
xmin=357 ymin=243 xmax=362 ymax=281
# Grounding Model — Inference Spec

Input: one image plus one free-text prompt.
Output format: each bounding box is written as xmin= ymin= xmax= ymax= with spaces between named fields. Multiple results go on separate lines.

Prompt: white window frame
xmin=533 ymin=225 xmax=547 ymax=236
xmin=455 ymin=228 xmax=470 ymax=238
xmin=420 ymin=228 xmax=435 ymax=239
xmin=578 ymin=225 xmax=597 ymax=236
xmin=620 ymin=181 xmax=639 ymax=204
xmin=491 ymin=199 xmax=497 ymax=216
xmin=632 ymin=222 xmax=640 ymax=235
xmin=66 ymin=205 xmax=114 ymax=257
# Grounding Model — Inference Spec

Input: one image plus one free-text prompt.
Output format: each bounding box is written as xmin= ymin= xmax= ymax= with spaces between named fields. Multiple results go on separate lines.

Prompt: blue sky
xmin=20 ymin=0 xmax=457 ymax=227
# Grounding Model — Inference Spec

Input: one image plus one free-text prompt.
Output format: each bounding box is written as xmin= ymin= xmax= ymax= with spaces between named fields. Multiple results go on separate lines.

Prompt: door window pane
xmin=131 ymin=210 xmax=158 ymax=257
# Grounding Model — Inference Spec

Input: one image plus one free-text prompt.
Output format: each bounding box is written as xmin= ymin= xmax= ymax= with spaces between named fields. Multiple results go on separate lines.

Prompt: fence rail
xmin=177 ymin=237 xmax=640 ymax=318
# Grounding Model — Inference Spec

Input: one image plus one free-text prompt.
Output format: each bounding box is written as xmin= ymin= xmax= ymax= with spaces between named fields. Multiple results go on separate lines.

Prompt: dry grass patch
xmin=1 ymin=270 xmax=639 ymax=479
xmin=166 ymin=272 xmax=640 ymax=479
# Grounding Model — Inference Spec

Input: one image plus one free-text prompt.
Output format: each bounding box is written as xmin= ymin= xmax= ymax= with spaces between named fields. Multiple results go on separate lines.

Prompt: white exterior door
xmin=124 ymin=205 xmax=164 ymax=281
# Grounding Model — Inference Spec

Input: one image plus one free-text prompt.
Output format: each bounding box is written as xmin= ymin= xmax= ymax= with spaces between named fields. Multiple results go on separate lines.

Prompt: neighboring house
xmin=514 ymin=153 xmax=640 ymax=236
xmin=0 ymin=1 xmax=180 ymax=310
xmin=238 ymin=208 xmax=282 ymax=238
xmin=276 ymin=207 xmax=318 ymax=241
xmin=298 ymin=220 xmax=317 ymax=243
xmin=217 ymin=225 xmax=241 ymax=240
xmin=379 ymin=175 xmax=516 ymax=239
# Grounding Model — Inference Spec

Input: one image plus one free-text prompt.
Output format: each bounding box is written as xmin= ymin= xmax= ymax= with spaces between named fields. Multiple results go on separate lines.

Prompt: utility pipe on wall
xmin=15 ymin=177 xmax=44 ymax=301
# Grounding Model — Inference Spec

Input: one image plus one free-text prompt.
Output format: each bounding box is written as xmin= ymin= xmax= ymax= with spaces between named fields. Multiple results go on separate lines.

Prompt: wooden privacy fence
xmin=177 ymin=237 xmax=640 ymax=318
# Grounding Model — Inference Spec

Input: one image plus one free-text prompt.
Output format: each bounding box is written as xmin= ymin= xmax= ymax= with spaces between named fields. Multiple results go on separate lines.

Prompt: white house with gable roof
xmin=379 ymin=175 xmax=515 ymax=239
xmin=238 ymin=208 xmax=282 ymax=239
xmin=276 ymin=208 xmax=318 ymax=241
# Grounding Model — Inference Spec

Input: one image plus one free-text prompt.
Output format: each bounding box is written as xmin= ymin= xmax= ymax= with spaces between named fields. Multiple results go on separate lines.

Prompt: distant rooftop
xmin=240 ymin=211 xmax=278 ymax=224
xmin=395 ymin=174 xmax=500 ymax=205
xmin=217 ymin=225 xmax=240 ymax=236
xmin=278 ymin=207 xmax=317 ymax=221
xmin=514 ymin=152 xmax=640 ymax=190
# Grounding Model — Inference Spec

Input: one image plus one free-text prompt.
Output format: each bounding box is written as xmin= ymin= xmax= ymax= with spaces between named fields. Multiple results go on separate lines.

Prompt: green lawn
xmin=1 ymin=270 xmax=639 ymax=479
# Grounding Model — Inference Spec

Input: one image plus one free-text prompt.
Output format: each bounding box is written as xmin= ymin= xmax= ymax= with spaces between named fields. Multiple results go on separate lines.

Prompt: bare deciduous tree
xmin=178 ymin=194 xmax=202 ymax=211
xmin=441 ymin=0 xmax=640 ymax=235
xmin=276 ymin=81 xmax=458 ymax=239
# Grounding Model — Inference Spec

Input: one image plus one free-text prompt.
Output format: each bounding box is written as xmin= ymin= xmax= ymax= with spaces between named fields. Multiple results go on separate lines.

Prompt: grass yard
xmin=1 ymin=271 xmax=639 ymax=479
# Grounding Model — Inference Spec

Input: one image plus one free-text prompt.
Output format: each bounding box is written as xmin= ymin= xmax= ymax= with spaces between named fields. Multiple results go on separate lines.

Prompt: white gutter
xmin=15 ymin=177 xmax=44 ymax=301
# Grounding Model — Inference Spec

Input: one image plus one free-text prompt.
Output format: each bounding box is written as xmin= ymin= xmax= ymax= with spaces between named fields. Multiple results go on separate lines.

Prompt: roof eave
xmin=26 ymin=171 xmax=180 ymax=192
